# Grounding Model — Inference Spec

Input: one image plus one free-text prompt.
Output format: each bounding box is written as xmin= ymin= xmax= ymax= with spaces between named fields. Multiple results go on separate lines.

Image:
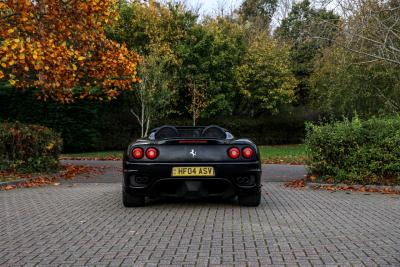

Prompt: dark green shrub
xmin=0 ymin=87 xmax=139 ymax=152
xmin=0 ymin=122 xmax=63 ymax=173
xmin=153 ymin=116 xmax=305 ymax=145
xmin=0 ymin=86 xmax=310 ymax=151
xmin=305 ymin=117 xmax=400 ymax=185
xmin=210 ymin=115 xmax=306 ymax=145
xmin=0 ymin=84 xmax=316 ymax=152
xmin=158 ymin=107 xmax=312 ymax=145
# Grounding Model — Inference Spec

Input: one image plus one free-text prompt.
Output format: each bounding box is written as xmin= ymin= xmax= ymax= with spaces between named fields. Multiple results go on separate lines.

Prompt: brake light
xmin=132 ymin=147 xmax=144 ymax=159
xmin=179 ymin=140 xmax=208 ymax=144
xmin=228 ymin=147 xmax=240 ymax=159
xmin=242 ymin=147 xmax=254 ymax=158
xmin=146 ymin=147 xmax=158 ymax=159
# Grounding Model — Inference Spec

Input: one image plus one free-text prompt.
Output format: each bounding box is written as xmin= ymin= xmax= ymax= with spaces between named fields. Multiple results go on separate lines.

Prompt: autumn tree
xmin=107 ymin=1 xmax=191 ymax=132
xmin=238 ymin=0 xmax=278 ymax=29
xmin=130 ymin=53 xmax=173 ymax=137
xmin=0 ymin=0 xmax=139 ymax=103
xmin=109 ymin=1 xmax=242 ymax=119
xmin=275 ymin=0 xmax=339 ymax=104
xmin=309 ymin=0 xmax=400 ymax=116
xmin=310 ymin=37 xmax=400 ymax=116
xmin=331 ymin=0 xmax=400 ymax=66
xmin=176 ymin=17 xmax=246 ymax=118
xmin=235 ymin=32 xmax=297 ymax=115
xmin=187 ymin=80 xmax=208 ymax=126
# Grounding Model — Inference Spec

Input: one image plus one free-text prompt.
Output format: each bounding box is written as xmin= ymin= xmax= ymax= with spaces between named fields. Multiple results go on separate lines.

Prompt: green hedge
xmin=162 ymin=113 xmax=307 ymax=145
xmin=305 ymin=117 xmax=400 ymax=185
xmin=0 ymin=88 xmax=312 ymax=152
xmin=0 ymin=122 xmax=62 ymax=173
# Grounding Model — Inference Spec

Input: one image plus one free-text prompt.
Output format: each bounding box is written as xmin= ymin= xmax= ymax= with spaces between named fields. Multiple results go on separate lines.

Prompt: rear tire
xmin=122 ymin=190 xmax=145 ymax=207
xmin=238 ymin=190 xmax=261 ymax=207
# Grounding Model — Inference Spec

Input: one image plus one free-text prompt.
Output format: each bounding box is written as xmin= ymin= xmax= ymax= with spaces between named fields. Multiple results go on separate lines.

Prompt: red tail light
xmin=242 ymin=147 xmax=254 ymax=158
xmin=146 ymin=147 xmax=158 ymax=159
xmin=132 ymin=147 xmax=144 ymax=159
xmin=228 ymin=147 xmax=240 ymax=159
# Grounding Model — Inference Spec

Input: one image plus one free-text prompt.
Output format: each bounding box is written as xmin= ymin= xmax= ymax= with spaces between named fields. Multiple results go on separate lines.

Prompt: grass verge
xmin=62 ymin=144 xmax=307 ymax=164
xmin=259 ymin=144 xmax=307 ymax=164
xmin=61 ymin=150 xmax=123 ymax=159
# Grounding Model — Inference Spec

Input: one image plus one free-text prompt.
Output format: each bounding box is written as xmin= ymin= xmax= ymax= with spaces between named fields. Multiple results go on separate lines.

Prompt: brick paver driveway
xmin=1 ymin=162 xmax=399 ymax=266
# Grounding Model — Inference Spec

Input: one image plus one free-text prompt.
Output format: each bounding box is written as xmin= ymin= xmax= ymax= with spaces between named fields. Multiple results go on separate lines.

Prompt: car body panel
xmin=122 ymin=125 xmax=262 ymax=205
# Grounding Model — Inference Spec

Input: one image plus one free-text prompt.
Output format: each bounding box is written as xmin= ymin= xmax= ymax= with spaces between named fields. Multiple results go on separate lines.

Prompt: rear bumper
xmin=123 ymin=161 xmax=261 ymax=198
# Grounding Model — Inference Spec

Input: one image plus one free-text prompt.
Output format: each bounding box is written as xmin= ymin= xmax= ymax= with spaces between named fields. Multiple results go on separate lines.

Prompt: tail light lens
xmin=146 ymin=147 xmax=158 ymax=159
xmin=132 ymin=147 xmax=144 ymax=159
xmin=242 ymin=147 xmax=254 ymax=158
xmin=228 ymin=147 xmax=240 ymax=159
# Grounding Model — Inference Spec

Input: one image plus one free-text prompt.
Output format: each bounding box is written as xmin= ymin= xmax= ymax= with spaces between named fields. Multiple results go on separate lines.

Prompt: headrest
xmin=154 ymin=125 xmax=179 ymax=139
xmin=201 ymin=125 xmax=226 ymax=139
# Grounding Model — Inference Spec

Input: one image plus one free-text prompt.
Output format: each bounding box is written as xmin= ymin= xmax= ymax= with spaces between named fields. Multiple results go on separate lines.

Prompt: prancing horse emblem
xmin=190 ymin=149 xmax=197 ymax=158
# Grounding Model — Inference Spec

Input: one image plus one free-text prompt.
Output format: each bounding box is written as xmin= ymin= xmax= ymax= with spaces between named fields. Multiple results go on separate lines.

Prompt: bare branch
xmin=129 ymin=108 xmax=141 ymax=124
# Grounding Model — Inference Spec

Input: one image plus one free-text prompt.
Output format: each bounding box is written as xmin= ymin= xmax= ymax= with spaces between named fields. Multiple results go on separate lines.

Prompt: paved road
xmin=1 ymin=161 xmax=399 ymax=266
xmin=61 ymin=160 xmax=308 ymax=183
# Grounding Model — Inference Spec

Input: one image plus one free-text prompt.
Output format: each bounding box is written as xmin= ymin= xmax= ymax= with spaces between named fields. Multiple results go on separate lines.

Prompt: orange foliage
xmin=0 ymin=0 xmax=139 ymax=102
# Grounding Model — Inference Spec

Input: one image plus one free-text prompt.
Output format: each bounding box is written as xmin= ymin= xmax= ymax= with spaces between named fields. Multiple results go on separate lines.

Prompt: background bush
xmin=0 ymin=122 xmax=62 ymax=173
xmin=305 ymin=117 xmax=400 ymax=185
xmin=0 ymin=88 xmax=313 ymax=152
xmin=162 ymin=111 xmax=309 ymax=145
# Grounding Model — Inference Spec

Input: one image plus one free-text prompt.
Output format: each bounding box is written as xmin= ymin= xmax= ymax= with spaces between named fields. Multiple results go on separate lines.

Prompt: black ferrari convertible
xmin=122 ymin=125 xmax=262 ymax=207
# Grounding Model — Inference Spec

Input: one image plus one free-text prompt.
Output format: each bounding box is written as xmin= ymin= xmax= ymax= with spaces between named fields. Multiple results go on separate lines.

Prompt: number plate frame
xmin=171 ymin=166 xmax=215 ymax=177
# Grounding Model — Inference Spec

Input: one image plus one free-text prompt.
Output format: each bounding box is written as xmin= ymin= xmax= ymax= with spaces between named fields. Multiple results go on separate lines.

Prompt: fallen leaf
xmin=0 ymin=164 xmax=106 ymax=191
xmin=3 ymin=185 xmax=16 ymax=190
xmin=284 ymin=179 xmax=305 ymax=188
xmin=308 ymin=175 xmax=317 ymax=182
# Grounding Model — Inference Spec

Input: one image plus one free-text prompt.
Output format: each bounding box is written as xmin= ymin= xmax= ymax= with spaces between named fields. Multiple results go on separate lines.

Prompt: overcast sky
xmin=185 ymin=0 xmax=244 ymax=16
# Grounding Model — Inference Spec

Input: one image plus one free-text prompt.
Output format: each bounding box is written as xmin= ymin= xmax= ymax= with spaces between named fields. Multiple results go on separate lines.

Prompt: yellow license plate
xmin=172 ymin=166 xmax=215 ymax=177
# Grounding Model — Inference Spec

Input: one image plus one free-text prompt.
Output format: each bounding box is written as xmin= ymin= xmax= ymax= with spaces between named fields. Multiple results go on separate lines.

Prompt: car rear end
xmin=122 ymin=127 xmax=262 ymax=206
